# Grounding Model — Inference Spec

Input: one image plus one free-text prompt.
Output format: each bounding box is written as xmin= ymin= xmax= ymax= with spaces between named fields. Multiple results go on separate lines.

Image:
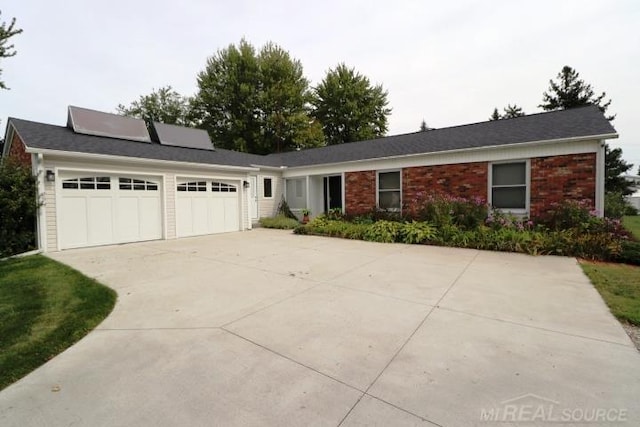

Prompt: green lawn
xmin=581 ymin=261 xmax=640 ymax=326
xmin=623 ymin=216 xmax=640 ymax=240
xmin=0 ymin=255 xmax=116 ymax=390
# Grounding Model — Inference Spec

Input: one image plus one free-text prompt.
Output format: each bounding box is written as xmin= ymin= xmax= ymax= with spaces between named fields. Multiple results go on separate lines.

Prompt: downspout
xmin=32 ymin=153 xmax=47 ymax=251
xmin=595 ymin=141 xmax=606 ymax=217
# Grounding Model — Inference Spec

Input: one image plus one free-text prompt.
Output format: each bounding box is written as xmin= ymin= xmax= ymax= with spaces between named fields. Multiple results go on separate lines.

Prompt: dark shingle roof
xmin=9 ymin=106 xmax=615 ymax=169
xmin=266 ymin=105 xmax=616 ymax=167
xmin=10 ymin=118 xmax=272 ymax=168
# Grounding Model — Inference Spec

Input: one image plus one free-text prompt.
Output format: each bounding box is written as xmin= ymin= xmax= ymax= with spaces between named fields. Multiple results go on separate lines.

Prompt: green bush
xmin=259 ymin=215 xmax=300 ymax=229
xmin=605 ymin=191 xmax=638 ymax=218
xmin=413 ymin=193 xmax=487 ymax=229
xmin=617 ymin=241 xmax=640 ymax=266
xmin=399 ymin=221 xmax=436 ymax=244
xmin=363 ymin=220 xmax=403 ymax=243
xmin=293 ymin=201 xmax=632 ymax=262
xmin=0 ymin=161 xmax=39 ymax=257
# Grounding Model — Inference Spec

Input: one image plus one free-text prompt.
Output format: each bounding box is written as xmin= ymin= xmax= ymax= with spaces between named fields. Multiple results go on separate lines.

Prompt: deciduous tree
xmin=312 ymin=64 xmax=390 ymax=145
xmin=117 ymin=86 xmax=192 ymax=126
xmin=191 ymin=39 xmax=323 ymax=153
xmin=0 ymin=11 xmax=22 ymax=91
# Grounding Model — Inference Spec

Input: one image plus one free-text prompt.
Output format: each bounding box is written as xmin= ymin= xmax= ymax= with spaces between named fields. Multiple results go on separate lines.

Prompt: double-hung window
xmin=491 ymin=162 xmax=527 ymax=211
xmin=378 ymin=171 xmax=401 ymax=210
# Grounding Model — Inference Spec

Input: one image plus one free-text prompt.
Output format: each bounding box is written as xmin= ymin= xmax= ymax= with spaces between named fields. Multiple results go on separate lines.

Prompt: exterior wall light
xmin=46 ymin=170 xmax=55 ymax=182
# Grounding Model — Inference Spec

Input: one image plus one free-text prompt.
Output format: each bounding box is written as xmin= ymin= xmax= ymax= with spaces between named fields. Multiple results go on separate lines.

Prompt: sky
xmin=2 ymin=0 xmax=639 ymax=169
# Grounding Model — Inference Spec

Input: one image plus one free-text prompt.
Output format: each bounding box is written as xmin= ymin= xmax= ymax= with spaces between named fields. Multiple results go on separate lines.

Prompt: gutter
xmin=24 ymin=147 xmax=260 ymax=172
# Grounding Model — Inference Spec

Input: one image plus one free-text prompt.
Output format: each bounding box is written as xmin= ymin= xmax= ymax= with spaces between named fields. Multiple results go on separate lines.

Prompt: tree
xmin=539 ymin=65 xmax=632 ymax=195
xmin=490 ymin=104 xmax=524 ymax=120
xmin=0 ymin=160 xmax=39 ymax=257
xmin=419 ymin=119 xmax=432 ymax=132
xmin=312 ymin=63 xmax=391 ymax=145
xmin=605 ymin=145 xmax=634 ymax=195
xmin=502 ymin=104 xmax=525 ymax=119
xmin=539 ymin=65 xmax=614 ymax=120
xmin=117 ymin=86 xmax=192 ymax=126
xmin=191 ymin=39 xmax=323 ymax=154
xmin=0 ymin=12 xmax=23 ymax=90
xmin=256 ymin=42 xmax=324 ymax=153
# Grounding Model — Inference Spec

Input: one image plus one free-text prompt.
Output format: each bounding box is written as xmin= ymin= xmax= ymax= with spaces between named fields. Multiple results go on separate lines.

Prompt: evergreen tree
xmin=605 ymin=145 xmax=634 ymax=195
xmin=502 ymin=104 xmax=525 ymax=118
xmin=489 ymin=108 xmax=501 ymax=121
xmin=540 ymin=65 xmax=631 ymax=195
xmin=419 ymin=119 xmax=431 ymax=132
xmin=539 ymin=65 xmax=614 ymax=120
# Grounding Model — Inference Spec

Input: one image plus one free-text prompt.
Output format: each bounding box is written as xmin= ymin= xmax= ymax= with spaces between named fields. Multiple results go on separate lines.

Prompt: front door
xmin=324 ymin=175 xmax=343 ymax=213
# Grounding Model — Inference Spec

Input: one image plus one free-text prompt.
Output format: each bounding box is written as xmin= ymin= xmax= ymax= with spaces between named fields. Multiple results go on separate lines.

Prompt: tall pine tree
xmin=540 ymin=65 xmax=632 ymax=195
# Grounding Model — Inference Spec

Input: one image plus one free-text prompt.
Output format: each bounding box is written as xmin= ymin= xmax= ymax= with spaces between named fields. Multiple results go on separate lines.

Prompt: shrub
xmin=399 ymin=221 xmax=436 ymax=244
xmin=0 ymin=161 xmax=39 ymax=257
xmin=413 ymin=192 xmax=487 ymax=230
xmin=259 ymin=215 xmax=300 ymax=229
xmin=605 ymin=191 xmax=638 ymax=218
xmin=616 ymin=241 xmax=640 ymax=266
xmin=363 ymin=220 xmax=403 ymax=243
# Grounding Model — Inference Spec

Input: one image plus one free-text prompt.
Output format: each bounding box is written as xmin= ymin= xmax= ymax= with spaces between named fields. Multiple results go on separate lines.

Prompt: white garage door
xmin=58 ymin=174 xmax=162 ymax=249
xmin=176 ymin=179 xmax=240 ymax=237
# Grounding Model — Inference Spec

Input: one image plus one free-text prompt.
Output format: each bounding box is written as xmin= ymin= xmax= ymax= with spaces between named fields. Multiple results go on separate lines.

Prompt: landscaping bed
xmin=0 ymin=255 xmax=116 ymax=390
xmin=295 ymin=196 xmax=637 ymax=263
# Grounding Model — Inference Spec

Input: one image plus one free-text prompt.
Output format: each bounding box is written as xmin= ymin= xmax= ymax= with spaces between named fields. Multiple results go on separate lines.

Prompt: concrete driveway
xmin=1 ymin=229 xmax=639 ymax=426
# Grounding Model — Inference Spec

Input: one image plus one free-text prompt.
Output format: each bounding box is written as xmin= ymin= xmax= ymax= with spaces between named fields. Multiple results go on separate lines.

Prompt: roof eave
xmin=24 ymin=147 xmax=260 ymax=172
xmin=283 ymin=132 xmax=619 ymax=170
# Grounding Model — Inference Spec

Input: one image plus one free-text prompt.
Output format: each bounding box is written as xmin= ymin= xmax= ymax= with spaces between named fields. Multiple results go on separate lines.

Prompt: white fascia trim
xmin=250 ymin=164 xmax=287 ymax=171
xmin=25 ymin=148 xmax=260 ymax=172
xmin=282 ymin=133 xmax=618 ymax=172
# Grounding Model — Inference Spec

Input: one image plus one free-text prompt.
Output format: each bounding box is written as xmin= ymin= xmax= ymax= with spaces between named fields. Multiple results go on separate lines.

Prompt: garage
xmin=58 ymin=173 xmax=163 ymax=249
xmin=176 ymin=178 xmax=240 ymax=237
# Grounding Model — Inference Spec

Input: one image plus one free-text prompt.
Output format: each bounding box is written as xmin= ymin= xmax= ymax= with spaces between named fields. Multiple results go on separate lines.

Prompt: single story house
xmin=2 ymin=105 xmax=616 ymax=252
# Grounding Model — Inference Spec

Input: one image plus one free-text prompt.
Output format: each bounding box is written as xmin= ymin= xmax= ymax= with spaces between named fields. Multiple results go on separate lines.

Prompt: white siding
xmin=257 ymin=174 xmax=283 ymax=218
xmin=43 ymin=156 xmax=251 ymax=251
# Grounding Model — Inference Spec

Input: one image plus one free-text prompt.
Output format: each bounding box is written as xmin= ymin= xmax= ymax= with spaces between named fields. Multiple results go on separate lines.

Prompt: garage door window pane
xmin=62 ymin=178 xmax=79 ymax=189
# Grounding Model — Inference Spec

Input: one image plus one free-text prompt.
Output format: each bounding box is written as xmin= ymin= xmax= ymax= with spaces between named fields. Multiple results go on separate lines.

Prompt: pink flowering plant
xmin=412 ymin=192 xmax=488 ymax=230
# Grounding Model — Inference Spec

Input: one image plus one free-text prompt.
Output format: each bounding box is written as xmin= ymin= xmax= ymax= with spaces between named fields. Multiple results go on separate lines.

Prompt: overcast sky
xmin=2 ymin=1 xmax=639 ymax=169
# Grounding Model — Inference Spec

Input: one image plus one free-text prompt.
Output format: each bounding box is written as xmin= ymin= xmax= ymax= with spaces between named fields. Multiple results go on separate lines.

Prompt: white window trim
xmin=262 ymin=176 xmax=274 ymax=199
xmin=488 ymin=159 xmax=530 ymax=216
xmin=376 ymin=169 xmax=402 ymax=212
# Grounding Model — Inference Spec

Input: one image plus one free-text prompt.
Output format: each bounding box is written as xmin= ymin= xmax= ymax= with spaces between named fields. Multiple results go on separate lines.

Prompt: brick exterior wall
xmin=345 ymin=163 xmax=488 ymax=214
xmin=403 ymin=162 xmax=488 ymax=209
xmin=530 ymin=153 xmax=596 ymax=219
xmin=345 ymin=171 xmax=376 ymax=214
xmin=7 ymin=132 xmax=31 ymax=167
